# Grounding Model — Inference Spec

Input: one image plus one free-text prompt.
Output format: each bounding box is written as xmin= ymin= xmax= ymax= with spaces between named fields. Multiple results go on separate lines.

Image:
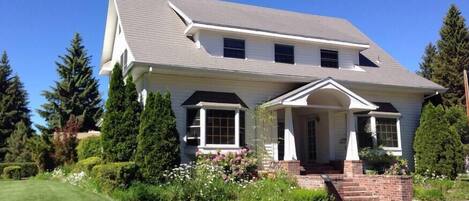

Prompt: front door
xmin=306 ymin=119 xmax=317 ymax=162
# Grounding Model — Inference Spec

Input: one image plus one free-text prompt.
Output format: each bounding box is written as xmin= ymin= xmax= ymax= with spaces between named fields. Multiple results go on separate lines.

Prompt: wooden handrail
xmin=320 ymin=174 xmax=342 ymax=201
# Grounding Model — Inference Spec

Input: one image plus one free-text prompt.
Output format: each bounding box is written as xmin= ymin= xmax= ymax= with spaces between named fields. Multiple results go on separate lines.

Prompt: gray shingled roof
xmin=114 ymin=0 xmax=445 ymax=92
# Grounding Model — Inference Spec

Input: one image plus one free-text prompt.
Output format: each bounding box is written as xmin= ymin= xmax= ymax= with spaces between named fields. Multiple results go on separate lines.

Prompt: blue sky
xmin=0 ymin=0 xmax=468 ymax=131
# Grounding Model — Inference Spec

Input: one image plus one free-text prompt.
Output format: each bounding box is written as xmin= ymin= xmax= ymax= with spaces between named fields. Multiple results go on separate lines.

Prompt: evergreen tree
xmin=38 ymin=33 xmax=103 ymax=133
xmin=432 ymin=5 xmax=469 ymax=106
xmin=136 ymin=92 xmax=180 ymax=183
xmin=101 ymin=64 xmax=127 ymax=162
xmin=414 ymin=104 xmax=464 ymax=179
xmin=120 ymin=75 xmax=142 ymax=160
xmin=417 ymin=43 xmax=437 ymax=80
xmin=5 ymin=121 xmax=32 ymax=162
xmin=0 ymin=51 xmax=32 ymax=161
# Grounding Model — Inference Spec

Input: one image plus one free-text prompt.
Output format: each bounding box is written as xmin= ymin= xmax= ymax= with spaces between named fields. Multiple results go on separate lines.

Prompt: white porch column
xmin=284 ymin=107 xmax=297 ymax=160
xmin=345 ymin=110 xmax=360 ymax=160
xmin=370 ymin=116 xmax=378 ymax=147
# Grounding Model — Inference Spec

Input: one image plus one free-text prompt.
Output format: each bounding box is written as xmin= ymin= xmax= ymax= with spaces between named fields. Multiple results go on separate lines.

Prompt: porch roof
xmin=181 ymin=91 xmax=249 ymax=108
xmin=262 ymin=77 xmax=378 ymax=111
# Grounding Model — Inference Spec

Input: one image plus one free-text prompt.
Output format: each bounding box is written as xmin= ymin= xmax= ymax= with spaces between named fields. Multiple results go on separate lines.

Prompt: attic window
xmin=224 ymin=38 xmax=245 ymax=59
xmin=275 ymin=44 xmax=294 ymax=64
xmin=321 ymin=49 xmax=339 ymax=68
xmin=120 ymin=49 xmax=128 ymax=68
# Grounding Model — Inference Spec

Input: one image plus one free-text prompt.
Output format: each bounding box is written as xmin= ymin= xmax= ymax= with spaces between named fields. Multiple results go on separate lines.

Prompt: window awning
xmin=181 ymin=91 xmax=248 ymax=108
xmin=356 ymin=102 xmax=399 ymax=115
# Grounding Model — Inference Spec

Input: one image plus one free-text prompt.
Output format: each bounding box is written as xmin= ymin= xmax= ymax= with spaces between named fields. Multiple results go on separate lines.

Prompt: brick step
xmin=342 ymin=196 xmax=379 ymax=201
xmin=341 ymin=191 xmax=373 ymax=197
xmin=341 ymin=181 xmax=359 ymax=187
xmin=340 ymin=186 xmax=367 ymax=192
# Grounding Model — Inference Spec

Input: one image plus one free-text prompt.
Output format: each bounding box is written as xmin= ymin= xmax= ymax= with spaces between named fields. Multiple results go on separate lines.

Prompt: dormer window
xmin=321 ymin=49 xmax=339 ymax=68
xmin=224 ymin=38 xmax=245 ymax=59
xmin=120 ymin=49 xmax=128 ymax=68
xmin=275 ymin=44 xmax=294 ymax=64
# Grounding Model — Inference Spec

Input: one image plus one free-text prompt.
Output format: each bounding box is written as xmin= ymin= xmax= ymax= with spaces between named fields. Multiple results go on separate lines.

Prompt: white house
xmin=100 ymin=0 xmax=445 ymax=175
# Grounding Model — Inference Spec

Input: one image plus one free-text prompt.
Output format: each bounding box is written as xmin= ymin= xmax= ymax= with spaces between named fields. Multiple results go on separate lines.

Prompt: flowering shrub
xmin=385 ymin=159 xmax=410 ymax=175
xmin=196 ymin=148 xmax=258 ymax=183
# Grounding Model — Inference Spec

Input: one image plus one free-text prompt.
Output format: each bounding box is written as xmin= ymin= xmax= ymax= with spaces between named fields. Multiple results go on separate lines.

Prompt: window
xmin=206 ymin=110 xmax=235 ymax=144
xmin=321 ymin=49 xmax=339 ymax=68
xmin=376 ymin=118 xmax=398 ymax=147
xmin=120 ymin=49 xmax=128 ymax=68
xmin=239 ymin=111 xmax=245 ymax=146
xmin=186 ymin=109 xmax=200 ymax=146
xmin=357 ymin=117 xmax=373 ymax=149
xmin=275 ymin=44 xmax=294 ymax=64
xmin=224 ymin=38 xmax=245 ymax=59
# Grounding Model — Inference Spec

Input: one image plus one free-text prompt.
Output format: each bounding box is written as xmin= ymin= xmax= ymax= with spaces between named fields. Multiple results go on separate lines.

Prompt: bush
xmin=414 ymin=104 xmax=464 ymax=179
xmin=74 ymin=157 xmax=102 ymax=173
xmin=196 ymin=148 xmax=258 ymax=182
xmin=77 ymin=136 xmax=102 ymax=160
xmin=2 ymin=166 xmax=22 ymax=180
xmin=54 ymin=115 xmax=80 ymax=166
xmin=0 ymin=162 xmax=38 ymax=178
xmin=290 ymin=188 xmax=329 ymax=201
xmin=135 ymin=92 xmax=180 ymax=183
xmin=385 ymin=159 xmax=410 ymax=175
xmin=414 ymin=186 xmax=445 ymax=201
xmin=359 ymin=147 xmax=396 ymax=173
xmin=112 ymin=183 xmax=169 ymax=201
xmin=91 ymin=162 xmax=138 ymax=193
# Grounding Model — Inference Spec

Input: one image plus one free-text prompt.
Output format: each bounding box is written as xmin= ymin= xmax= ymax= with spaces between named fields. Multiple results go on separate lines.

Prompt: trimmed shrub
xmin=135 ymin=92 xmax=180 ymax=183
xmin=74 ymin=157 xmax=102 ymax=173
xmin=77 ymin=136 xmax=101 ymax=160
xmin=414 ymin=104 xmax=464 ymax=179
xmin=2 ymin=166 xmax=22 ymax=180
xmin=91 ymin=162 xmax=138 ymax=193
xmin=359 ymin=147 xmax=396 ymax=173
xmin=0 ymin=162 xmax=38 ymax=177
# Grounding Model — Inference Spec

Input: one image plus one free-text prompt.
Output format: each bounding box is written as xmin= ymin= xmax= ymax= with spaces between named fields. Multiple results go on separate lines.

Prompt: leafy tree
xmin=417 ymin=43 xmax=437 ymax=80
xmin=414 ymin=103 xmax=464 ymax=179
xmin=101 ymin=64 xmax=128 ymax=162
xmin=444 ymin=106 xmax=469 ymax=144
xmin=4 ymin=121 xmax=32 ymax=162
xmin=0 ymin=51 xmax=31 ymax=161
xmin=54 ymin=115 xmax=80 ymax=166
xmin=432 ymin=5 xmax=469 ymax=106
xmin=135 ymin=92 xmax=180 ymax=183
xmin=38 ymin=33 xmax=103 ymax=133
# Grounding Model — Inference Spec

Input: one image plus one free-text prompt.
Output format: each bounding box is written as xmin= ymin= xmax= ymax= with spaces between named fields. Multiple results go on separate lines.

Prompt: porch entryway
xmin=263 ymin=78 xmax=378 ymax=176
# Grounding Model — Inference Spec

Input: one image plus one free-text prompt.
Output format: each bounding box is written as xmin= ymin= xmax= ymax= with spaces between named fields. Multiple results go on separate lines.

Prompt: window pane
xmin=376 ymin=118 xmax=398 ymax=147
xmin=186 ymin=109 xmax=200 ymax=146
xmin=357 ymin=116 xmax=373 ymax=149
xmin=275 ymin=44 xmax=294 ymax=64
xmin=206 ymin=110 xmax=235 ymax=145
xmin=240 ymin=111 xmax=245 ymax=146
xmin=224 ymin=38 xmax=245 ymax=59
xmin=321 ymin=49 xmax=338 ymax=68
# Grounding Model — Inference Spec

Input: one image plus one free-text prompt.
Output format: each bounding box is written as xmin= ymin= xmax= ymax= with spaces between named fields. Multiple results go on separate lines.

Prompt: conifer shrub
xmin=77 ymin=136 xmax=101 ymax=160
xmin=414 ymin=103 xmax=464 ymax=179
xmin=135 ymin=92 xmax=180 ymax=183
xmin=2 ymin=166 xmax=22 ymax=180
xmin=74 ymin=156 xmax=102 ymax=173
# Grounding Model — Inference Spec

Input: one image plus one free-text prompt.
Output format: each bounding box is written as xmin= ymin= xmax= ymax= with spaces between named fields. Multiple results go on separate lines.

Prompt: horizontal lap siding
xmin=138 ymin=73 xmax=295 ymax=162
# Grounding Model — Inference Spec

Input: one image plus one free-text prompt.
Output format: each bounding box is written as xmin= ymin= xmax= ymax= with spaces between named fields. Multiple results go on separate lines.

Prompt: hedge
xmin=91 ymin=162 xmax=138 ymax=193
xmin=0 ymin=162 xmax=38 ymax=178
xmin=74 ymin=157 xmax=102 ymax=173
xmin=77 ymin=136 xmax=102 ymax=160
xmin=2 ymin=166 xmax=22 ymax=180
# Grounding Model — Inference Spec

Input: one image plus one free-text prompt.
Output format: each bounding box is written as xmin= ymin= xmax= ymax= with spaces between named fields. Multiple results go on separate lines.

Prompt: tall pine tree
xmin=38 ymin=33 xmax=103 ymax=133
xmin=0 ymin=51 xmax=32 ymax=161
xmin=432 ymin=5 xmax=469 ymax=106
xmin=417 ymin=43 xmax=437 ymax=80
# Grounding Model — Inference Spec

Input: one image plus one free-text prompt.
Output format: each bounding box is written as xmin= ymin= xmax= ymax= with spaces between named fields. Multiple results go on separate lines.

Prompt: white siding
xmin=197 ymin=30 xmax=359 ymax=69
xmin=110 ymin=19 xmax=135 ymax=71
xmin=136 ymin=73 xmax=296 ymax=162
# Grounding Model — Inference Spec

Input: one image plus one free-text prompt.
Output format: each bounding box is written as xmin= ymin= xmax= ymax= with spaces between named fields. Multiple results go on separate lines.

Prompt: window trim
xmin=355 ymin=113 xmax=402 ymax=152
xmin=184 ymin=106 xmax=246 ymax=149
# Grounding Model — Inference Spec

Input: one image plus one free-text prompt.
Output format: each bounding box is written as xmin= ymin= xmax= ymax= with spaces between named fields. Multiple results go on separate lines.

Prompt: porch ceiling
xmin=262 ymin=77 xmax=378 ymax=111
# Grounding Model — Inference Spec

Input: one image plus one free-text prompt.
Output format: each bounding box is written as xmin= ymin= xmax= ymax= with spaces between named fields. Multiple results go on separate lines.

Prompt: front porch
xmin=263 ymin=78 xmax=378 ymax=176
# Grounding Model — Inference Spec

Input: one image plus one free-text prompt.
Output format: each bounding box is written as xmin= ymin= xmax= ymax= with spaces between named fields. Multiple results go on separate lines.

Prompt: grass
xmin=0 ymin=179 xmax=112 ymax=201
xmin=413 ymin=174 xmax=469 ymax=201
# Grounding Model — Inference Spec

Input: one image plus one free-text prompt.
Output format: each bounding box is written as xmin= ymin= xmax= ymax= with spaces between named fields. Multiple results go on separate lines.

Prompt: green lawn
xmin=0 ymin=179 xmax=112 ymax=201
